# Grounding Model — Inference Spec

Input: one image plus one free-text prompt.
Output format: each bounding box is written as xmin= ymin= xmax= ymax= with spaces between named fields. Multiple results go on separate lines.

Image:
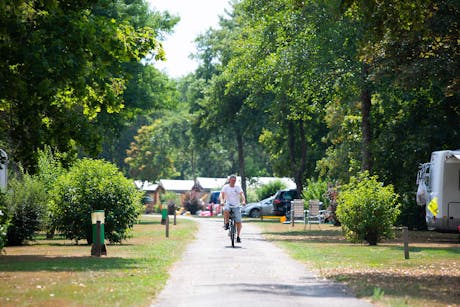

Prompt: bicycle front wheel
xmin=230 ymin=220 xmax=236 ymax=248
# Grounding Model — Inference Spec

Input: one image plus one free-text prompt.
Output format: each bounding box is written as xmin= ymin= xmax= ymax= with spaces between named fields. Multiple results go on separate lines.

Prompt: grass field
xmin=253 ymin=220 xmax=460 ymax=307
xmin=1 ymin=216 xmax=459 ymax=306
xmin=0 ymin=215 xmax=197 ymax=307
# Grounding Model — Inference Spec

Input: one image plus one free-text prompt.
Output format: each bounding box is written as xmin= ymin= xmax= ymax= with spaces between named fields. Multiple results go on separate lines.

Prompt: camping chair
xmin=289 ymin=199 xmax=306 ymax=227
xmin=306 ymin=200 xmax=325 ymax=230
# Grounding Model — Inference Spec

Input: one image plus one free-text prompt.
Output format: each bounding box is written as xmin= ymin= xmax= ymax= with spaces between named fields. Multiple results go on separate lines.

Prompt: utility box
xmin=91 ymin=210 xmax=107 ymax=256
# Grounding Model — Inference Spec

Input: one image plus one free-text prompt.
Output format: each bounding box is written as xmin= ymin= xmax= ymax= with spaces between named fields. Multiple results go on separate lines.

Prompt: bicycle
xmin=228 ymin=207 xmax=237 ymax=248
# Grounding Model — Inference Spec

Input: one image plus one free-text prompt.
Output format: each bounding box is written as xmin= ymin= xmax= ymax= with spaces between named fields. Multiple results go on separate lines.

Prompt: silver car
xmin=242 ymin=196 xmax=275 ymax=218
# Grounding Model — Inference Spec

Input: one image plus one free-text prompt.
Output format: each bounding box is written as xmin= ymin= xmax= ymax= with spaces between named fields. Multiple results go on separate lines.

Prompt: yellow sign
xmin=427 ymin=197 xmax=439 ymax=216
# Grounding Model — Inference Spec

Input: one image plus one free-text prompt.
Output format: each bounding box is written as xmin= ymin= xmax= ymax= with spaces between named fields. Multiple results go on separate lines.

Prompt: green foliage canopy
xmin=0 ymin=0 xmax=176 ymax=171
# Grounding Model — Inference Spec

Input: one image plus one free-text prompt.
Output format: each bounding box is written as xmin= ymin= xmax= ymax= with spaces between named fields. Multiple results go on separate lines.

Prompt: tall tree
xmin=192 ymin=7 xmax=270 ymax=193
xmin=221 ymin=0 xmax=335 ymax=191
xmin=340 ymin=0 xmax=460 ymax=173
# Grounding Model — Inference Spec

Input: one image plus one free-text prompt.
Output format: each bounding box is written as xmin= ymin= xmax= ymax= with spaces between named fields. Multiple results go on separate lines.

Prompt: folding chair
xmin=290 ymin=199 xmax=305 ymax=227
xmin=306 ymin=200 xmax=325 ymax=230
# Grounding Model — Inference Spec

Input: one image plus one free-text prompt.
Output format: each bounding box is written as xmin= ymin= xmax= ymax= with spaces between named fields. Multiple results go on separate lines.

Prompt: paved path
xmin=151 ymin=218 xmax=373 ymax=307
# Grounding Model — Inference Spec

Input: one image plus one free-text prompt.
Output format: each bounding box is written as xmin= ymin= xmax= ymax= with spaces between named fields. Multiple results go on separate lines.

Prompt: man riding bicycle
xmin=220 ymin=175 xmax=246 ymax=243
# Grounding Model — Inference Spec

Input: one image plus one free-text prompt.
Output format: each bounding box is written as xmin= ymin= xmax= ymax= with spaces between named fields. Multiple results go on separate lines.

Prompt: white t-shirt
xmin=221 ymin=184 xmax=243 ymax=206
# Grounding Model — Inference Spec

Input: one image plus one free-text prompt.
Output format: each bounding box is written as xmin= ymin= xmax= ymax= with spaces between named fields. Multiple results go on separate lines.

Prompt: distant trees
xmin=125 ymin=115 xmax=182 ymax=181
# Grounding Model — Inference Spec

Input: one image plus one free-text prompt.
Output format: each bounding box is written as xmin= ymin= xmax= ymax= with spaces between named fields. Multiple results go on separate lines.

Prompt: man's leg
xmin=223 ymin=210 xmax=229 ymax=229
xmin=236 ymin=222 xmax=242 ymax=243
xmin=236 ymin=222 xmax=242 ymax=236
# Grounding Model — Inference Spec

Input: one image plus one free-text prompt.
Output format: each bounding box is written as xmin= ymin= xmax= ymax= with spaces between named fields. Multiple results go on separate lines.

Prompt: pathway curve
xmin=151 ymin=218 xmax=373 ymax=307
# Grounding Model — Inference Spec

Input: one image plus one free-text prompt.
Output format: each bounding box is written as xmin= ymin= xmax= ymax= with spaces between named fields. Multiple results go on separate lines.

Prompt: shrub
xmin=160 ymin=191 xmax=180 ymax=206
xmin=50 ymin=158 xmax=142 ymax=244
xmin=0 ymin=190 xmax=9 ymax=251
xmin=5 ymin=174 xmax=48 ymax=246
xmin=336 ymin=172 xmax=400 ymax=245
xmin=36 ymin=146 xmax=65 ymax=237
xmin=256 ymin=180 xmax=286 ymax=200
xmin=161 ymin=191 xmax=180 ymax=214
xmin=396 ymin=192 xmax=427 ymax=230
xmin=302 ymin=178 xmax=328 ymax=205
xmin=36 ymin=146 xmax=65 ymax=192
xmin=182 ymin=192 xmax=201 ymax=215
xmin=245 ymin=188 xmax=258 ymax=203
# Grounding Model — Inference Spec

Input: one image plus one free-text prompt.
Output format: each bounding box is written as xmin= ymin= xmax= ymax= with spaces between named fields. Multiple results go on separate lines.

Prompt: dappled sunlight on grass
xmin=259 ymin=222 xmax=347 ymax=243
xmin=323 ymin=267 xmax=460 ymax=307
xmin=0 ymin=215 xmax=197 ymax=307
xmin=254 ymin=220 xmax=460 ymax=307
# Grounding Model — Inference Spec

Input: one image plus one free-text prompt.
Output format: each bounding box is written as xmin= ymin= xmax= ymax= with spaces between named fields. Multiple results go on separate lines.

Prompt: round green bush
xmin=336 ymin=172 xmax=400 ymax=245
xmin=50 ymin=158 xmax=142 ymax=244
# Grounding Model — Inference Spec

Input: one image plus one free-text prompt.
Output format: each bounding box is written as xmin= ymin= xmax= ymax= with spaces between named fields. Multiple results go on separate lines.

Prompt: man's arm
xmin=220 ymin=191 xmax=226 ymax=204
xmin=240 ymin=191 xmax=246 ymax=205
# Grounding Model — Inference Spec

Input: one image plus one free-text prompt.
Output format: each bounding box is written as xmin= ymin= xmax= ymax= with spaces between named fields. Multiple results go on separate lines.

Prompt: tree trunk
xmin=361 ymin=64 xmax=372 ymax=172
xmin=288 ymin=120 xmax=307 ymax=193
xmin=190 ymin=149 xmax=196 ymax=180
xmin=236 ymin=131 xmax=246 ymax=197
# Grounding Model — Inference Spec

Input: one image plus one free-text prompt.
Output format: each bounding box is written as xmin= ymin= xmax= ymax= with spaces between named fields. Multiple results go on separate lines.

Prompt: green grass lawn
xmin=254 ymin=220 xmax=460 ymax=307
xmin=1 ymin=216 xmax=458 ymax=307
xmin=0 ymin=215 xmax=197 ymax=307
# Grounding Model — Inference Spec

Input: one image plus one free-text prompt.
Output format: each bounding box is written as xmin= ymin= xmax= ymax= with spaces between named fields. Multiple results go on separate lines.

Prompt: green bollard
xmin=91 ymin=210 xmax=107 ymax=256
xmin=161 ymin=208 xmax=168 ymax=225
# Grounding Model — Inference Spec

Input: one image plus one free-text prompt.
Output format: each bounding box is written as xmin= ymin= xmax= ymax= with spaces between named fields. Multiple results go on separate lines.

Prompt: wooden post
xmin=290 ymin=203 xmax=295 ymax=227
xmin=403 ymin=226 xmax=409 ymax=259
xmin=165 ymin=216 xmax=169 ymax=238
xmin=173 ymin=209 xmax=177 ymax=225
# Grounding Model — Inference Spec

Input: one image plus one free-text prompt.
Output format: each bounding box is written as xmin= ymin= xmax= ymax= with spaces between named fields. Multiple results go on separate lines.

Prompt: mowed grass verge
xmin=0 ymin=215 xmax=197 ymax=307
xmin=253 ymin=220 xmax=460 ymax=307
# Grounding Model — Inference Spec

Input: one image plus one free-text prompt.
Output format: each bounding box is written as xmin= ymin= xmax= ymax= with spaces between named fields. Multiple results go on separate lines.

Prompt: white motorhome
xmin=416 ymin=150 xmax=460 ymax=232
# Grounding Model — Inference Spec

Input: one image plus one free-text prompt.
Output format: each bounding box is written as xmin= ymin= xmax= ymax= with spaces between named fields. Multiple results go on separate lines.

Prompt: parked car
xmin=242 ymin=196 xmax=275 ymax=218
xmin=272 ymin=189 xmax=300 ymax=216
